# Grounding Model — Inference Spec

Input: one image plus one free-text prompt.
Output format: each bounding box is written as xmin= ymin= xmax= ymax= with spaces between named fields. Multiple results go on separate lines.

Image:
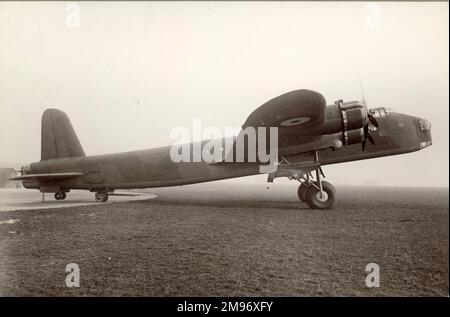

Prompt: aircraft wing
xmin=222 ymin=89 xmax=327 ymax=161
xmin=237 ymin=89 xmax=327 ymax=157
xmin=243 ymin=89 xmax=326 ymax=140
xmin=9 ymin=172 xmax=84 ymax=181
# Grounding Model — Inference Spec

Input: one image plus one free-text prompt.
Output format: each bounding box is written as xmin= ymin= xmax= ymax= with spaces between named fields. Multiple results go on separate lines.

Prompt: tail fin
xmin=41 ymin=109 xmax=86 ymax=160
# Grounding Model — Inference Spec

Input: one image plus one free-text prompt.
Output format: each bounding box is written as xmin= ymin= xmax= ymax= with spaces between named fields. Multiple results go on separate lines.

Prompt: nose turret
xmin=418 ymin=118 xmax=432 ymax=149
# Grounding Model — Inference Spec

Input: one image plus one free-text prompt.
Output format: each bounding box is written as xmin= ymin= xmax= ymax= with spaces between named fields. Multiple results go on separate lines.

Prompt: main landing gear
xmin=94 ymin=191 xmax=109 ymax=202
xmin=297 ymin=180 xmax=336 ymax=209
xmin=293 ymin=151 xmax=336 ymax=209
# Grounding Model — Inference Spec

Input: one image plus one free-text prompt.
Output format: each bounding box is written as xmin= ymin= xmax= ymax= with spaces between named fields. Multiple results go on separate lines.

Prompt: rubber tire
xmin=305 ymin=181 xmax=336 ymax=209
xmin=95 ymin=192 xmax=108 ymax=202
xmin=297 ymin=184 xmax=308 ymax=202
xmin=61 ymin=192 xmax=67 ymax=200
xmin=54 ymin=192 xmax=62 ymax=200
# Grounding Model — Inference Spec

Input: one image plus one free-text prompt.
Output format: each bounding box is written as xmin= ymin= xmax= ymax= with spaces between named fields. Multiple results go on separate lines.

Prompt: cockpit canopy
xmin=369 ymin=107 xmax=394 ymax=118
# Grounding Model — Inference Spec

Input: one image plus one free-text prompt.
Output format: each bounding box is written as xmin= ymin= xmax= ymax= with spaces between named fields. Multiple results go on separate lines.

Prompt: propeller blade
xmin=363 ymin=124 xmax=369 ymax=135
xmin=361 ymin=124 xmax=375 ymax=151
xmin=368 ymin=113 xmax=379 ymax=128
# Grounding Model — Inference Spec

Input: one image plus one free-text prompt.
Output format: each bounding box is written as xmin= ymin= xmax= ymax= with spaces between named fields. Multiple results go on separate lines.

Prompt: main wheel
xmin=95 ymin=192 xmax=108 ymax=202
xmin=60 ymin=192 xmax=67 ymax=200
xmin=297 ymin=184 xmax=308 ymax=202
xmin=305 ymin=181 xmax=336 ymax=209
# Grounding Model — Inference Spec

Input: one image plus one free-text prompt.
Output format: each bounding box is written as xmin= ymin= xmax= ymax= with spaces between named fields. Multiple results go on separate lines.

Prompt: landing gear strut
xmin=294 ymin=151 xmax=336 ymax=209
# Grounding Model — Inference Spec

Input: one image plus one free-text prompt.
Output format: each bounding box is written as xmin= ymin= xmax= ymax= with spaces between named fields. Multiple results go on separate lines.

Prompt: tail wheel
xmin=54 ymin=192 xmax=67 ymax=200
xmin=297 ymin=184 xmax=308 ymax=202
xmin=95 ymin=192 xmax=108 ymax=202
xmin=305 ymin=181 xmax=336 ymax=209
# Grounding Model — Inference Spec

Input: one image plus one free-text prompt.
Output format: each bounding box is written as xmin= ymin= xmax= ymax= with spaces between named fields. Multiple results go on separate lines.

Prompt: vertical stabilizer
xmin=41 ymin=109 xmax=85 ymax=160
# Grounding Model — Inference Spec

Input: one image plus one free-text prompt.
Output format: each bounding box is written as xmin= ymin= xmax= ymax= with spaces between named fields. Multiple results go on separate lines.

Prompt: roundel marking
xmin=280 ymin=116 xmax=311 ymax=127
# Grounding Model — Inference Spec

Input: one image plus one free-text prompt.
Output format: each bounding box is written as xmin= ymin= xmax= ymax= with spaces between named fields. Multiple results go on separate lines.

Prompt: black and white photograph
xmin=0 ymin=0 xmax=448 ymax=306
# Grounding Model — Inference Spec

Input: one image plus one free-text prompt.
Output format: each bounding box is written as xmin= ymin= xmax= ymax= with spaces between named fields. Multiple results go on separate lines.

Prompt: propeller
xmin=359 ymin=79 xmax=379 ymax=151
xmin=362 ymin=124 xmax=375 ymax=151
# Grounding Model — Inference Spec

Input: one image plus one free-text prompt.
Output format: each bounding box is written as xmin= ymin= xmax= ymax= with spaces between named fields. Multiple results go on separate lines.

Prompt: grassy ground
xmin=0 ymin=184 xmax=448 ymax=296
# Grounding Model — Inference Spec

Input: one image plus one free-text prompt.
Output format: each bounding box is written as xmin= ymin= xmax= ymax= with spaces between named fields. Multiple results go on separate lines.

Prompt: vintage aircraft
xmin=11 ymin=89 xmax=432 ymax=209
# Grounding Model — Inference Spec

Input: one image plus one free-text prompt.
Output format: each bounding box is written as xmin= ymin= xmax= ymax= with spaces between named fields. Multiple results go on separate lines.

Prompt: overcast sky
xmin=0 ymin=1 xmax=448 ymax=187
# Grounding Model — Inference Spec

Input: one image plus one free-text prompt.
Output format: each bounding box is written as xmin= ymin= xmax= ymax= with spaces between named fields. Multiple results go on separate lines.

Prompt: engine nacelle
xmin=320 ymin=101 xmax=369 ymax=135
xmin=342 ymin=107 xmax=366 ymax=130
xmin=343 ymin=128 xmax=365 ymax=145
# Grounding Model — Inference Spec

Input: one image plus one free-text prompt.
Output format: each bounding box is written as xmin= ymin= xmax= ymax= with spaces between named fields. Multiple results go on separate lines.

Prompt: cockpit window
xmin=370 ymin=107 xmax=394 ymax=118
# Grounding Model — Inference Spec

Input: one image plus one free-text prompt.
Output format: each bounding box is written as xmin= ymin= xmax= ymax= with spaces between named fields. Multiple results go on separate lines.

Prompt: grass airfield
xmin=0 ymin=184 xmax=447 ymax=296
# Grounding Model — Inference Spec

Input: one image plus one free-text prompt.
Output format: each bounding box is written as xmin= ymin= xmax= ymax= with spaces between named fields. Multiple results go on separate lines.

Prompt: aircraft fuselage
xmin=22 ymin=112 xmax=431 ymax=192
